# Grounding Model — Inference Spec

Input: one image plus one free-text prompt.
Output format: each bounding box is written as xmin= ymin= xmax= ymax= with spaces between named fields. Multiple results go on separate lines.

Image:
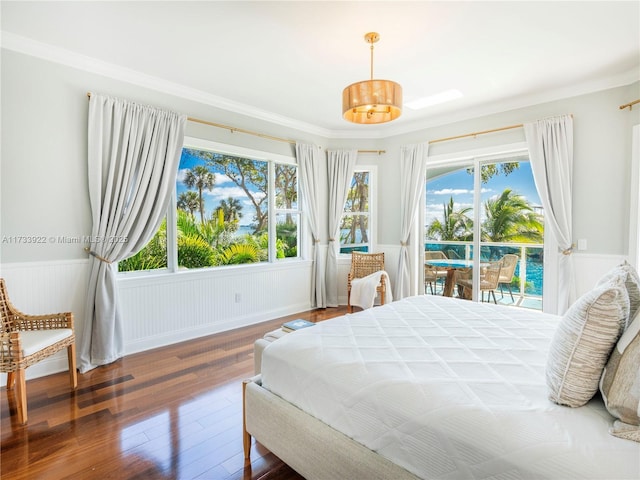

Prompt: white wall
xmin=2 ymin=49 xmax=639 ymax=379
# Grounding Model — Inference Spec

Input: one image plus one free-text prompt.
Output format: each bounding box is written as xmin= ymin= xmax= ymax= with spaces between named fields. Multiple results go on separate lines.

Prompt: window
xmin=119 ymin=139 xmax=300 ymax=272
xmin=340 ymin=168 xmax=375 ymax=254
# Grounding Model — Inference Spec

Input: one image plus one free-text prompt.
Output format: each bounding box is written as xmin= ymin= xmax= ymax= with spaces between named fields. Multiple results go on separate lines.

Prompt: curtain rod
xmin=86 ymin=92 xmax=385 ymax=155
xmin=428 ymin=114 xmax=574 ymax=145
xmin=429 ymin=123 xmax=523 ymax=145
xmin=619 ymin=99 xmax=640 ymax=110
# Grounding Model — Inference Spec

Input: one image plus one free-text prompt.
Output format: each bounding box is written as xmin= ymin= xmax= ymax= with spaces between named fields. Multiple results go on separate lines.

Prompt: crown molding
xmin=2 ymin=31 xmax=638 ymax=142
xmin=1 ymin=32 xmax=335 ymax=138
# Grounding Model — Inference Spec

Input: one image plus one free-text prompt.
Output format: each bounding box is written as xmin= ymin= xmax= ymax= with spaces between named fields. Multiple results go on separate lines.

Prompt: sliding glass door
xmin=425 ymin=152 xmax=545 ymax=309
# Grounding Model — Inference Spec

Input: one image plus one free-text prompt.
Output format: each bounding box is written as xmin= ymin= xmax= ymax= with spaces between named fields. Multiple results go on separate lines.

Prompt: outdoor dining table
xmin=425 ymin=259 xmax=488 ymax=297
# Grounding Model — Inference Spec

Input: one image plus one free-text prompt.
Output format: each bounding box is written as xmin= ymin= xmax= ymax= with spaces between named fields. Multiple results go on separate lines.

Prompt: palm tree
xmin=219 ymin=197 xmax=243 ymax=223
xmin=183 ymin=165 xmax=215 ymax=224
xmin=177 ymin=191 xmax=200 ymax=218
xmin=482 ymin=189 xmax=543 ymax=243
xmin=426 ymin=197 xmax=473 ymax=241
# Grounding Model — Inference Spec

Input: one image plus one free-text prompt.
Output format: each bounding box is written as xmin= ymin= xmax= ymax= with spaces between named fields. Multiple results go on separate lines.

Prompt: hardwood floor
xmin=1 ymin=307 xmax=349 ymax=479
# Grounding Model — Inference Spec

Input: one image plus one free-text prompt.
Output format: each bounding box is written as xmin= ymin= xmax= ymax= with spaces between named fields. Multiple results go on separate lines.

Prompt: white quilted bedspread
xmin=261 ymin=295 xmax=640 ymax=479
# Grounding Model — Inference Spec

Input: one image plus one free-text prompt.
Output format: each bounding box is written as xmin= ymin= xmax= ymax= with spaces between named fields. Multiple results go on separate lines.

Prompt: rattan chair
xmin=424 ymin=251 xmax=449 ymax=295
xmin=347 ymin=252 xmax=386 ymax=312
xmin=455 ymin=261 xmax=502 ymax=304
xmin=0 ymin=278 xmax=77 ymax=424
xmin=498 ymin=254 xmax=519 ymax=301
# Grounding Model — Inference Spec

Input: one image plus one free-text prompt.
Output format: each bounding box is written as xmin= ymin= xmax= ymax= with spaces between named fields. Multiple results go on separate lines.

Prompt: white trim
xmin=183 ymin=136 xmax=295 ymax=165
xmin=118 ymin=256 xmax=313 ymax=288
xmin=0 ymin=258 xmax=89 ymax=269
xmin=426 ymin=142 xmax=529 ymax=165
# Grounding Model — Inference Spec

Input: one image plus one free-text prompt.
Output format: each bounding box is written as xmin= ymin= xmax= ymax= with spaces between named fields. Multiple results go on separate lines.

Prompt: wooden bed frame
xmin=242 ymin=375 xmax=419 ymax=480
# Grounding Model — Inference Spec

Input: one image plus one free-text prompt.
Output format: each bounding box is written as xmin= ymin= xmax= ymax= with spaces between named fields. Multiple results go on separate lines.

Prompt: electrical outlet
xmin=578 ymin=239 xmax=587 ymax=251
xmin=235 ymin=293 xmax=241 ymax=303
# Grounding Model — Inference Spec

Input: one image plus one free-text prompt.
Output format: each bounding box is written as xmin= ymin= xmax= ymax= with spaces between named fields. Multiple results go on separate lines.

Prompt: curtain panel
xmin=296 ymin=143 xmax=327 ymax=308
xmin=326 ymin=150 xmax=357 ymax=307
xmin=79 ymin=94 xmax=186 ymax=373
xmin=395 ymin=143 xmax=429 ymax=300
xmin=524 ymin=114 xmax=575 ymax=313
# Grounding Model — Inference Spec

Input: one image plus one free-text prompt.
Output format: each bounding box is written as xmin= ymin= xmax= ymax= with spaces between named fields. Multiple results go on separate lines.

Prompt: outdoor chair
xmin=498 ymin=254 xmax=519 ymax=301
xmin=0 ymin=278 xmax=77 ymax=424
xmin=424 ymin=251 xmax=449 ymax=295
xmin=455 ymin=261 xmax=503 ymax=304
xmin=347 ymin=252 xmax=386 ymax=312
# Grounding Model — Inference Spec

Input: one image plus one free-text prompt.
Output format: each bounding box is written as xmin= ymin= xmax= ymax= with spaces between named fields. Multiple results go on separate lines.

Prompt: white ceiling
xmin=2 ymin=1 xmax=639 ymax=138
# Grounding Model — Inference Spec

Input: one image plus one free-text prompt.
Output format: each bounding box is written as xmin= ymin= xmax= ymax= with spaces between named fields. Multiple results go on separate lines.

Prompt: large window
xmin=119 ymin=139 xmax=300 ymax=272
xmin=340 ymin=168 xmax=375 ymax=254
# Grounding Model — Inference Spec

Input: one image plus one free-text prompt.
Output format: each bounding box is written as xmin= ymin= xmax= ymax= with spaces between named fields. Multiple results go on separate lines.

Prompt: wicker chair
xmin=347 ymin=252 xmax=386 ymax=312
xmin=0 ymin=278 xmax=77 ymax=424
xmin=424 ymin=251 xmax=449 ymax=295
xmin=498 ymin=254 xmax=519 ymax=301
xmin=455 ymin=261 xmax=503 ymax=304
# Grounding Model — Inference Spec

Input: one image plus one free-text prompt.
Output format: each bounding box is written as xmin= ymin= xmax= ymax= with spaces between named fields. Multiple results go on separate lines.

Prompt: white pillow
xmin=546 ymin=278 xmax=629 ymax=407
xmin=600 ymin=311 xmax=640 ymax=442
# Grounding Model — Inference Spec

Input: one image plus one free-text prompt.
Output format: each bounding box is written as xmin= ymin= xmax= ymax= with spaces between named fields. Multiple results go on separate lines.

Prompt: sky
xmin=177 ymin=149 xmax=264 ymax=226
xmin=425 ymin=161 xmax=542 ymax=226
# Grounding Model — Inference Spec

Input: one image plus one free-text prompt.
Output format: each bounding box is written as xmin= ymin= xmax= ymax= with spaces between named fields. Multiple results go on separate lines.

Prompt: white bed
xmin=243 ymin=295 xmax=640 ymax=479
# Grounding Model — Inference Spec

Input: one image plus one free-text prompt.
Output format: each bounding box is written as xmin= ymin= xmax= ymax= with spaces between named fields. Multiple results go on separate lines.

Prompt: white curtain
xmin=524 ymin=114 xmax=575 ymax=313
xmin=79 ymin=94 xmax=186 ymax=373
xmin=395 ymin=143 xmax=429 ymax=300
xmin=326 ymin=150 xmax=357 ymax=306
xmin=297 ymin=143 xmax=326 ymax=308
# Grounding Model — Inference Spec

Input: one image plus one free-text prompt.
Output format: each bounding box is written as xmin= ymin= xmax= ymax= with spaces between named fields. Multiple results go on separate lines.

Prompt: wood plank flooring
xmin=1 ymin=307 xmax=348 ymax=479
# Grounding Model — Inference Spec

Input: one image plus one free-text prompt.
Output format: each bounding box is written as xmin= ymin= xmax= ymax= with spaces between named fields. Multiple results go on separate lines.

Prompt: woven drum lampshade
xmin=342 ymin=32 xmax=402 ymax=124
xmin=342 ymin=79 xmax=403 ymax=124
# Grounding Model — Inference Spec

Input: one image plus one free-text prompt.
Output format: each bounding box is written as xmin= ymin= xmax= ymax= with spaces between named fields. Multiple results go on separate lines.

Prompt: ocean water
xmin=518 ymin=260 xmax=543 ymax=296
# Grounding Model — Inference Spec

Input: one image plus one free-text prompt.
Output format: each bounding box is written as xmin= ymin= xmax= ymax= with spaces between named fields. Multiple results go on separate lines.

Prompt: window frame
xmin=339 ymin=165 xmax=377 ymax=255
xmin=423 ymin=141 xmax=558 ymax=312
xmin=118 ymin=136 xmax=302 ymax=276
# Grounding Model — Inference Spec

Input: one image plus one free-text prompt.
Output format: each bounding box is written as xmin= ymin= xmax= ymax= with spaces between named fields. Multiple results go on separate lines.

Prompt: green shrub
xmin=220 ymin=243 xmax=259 ymax=264
xmin=178 ymin=235 xmax=216 ymax=269
xmin=118 ymin=221 xmax=167 ymax=272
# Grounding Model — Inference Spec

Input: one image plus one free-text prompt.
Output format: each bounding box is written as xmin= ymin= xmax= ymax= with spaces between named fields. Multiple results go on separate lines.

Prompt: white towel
xmin=350 ymin=271 xmax=392 ymax=310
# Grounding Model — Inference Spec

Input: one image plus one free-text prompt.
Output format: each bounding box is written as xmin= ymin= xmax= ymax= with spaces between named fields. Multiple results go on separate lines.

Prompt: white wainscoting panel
xmin=1 ymin=259 xmax=312 ymax=381
xmin=118 ymin=261 xmax=312 ymax=354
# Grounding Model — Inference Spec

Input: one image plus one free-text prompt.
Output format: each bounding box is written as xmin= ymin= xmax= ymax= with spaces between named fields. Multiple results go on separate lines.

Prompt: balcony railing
xmin=425 ymin=240 xmax=544 ymax=308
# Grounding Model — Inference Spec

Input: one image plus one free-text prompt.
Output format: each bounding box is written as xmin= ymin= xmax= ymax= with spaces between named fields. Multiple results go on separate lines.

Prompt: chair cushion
xmin=599 ymin=311 xmax=640 ymax=442
xmin=19 ymin=329 xmax=73 ymax=357
xmin=546 ymin=278 xmax=629 ymax=407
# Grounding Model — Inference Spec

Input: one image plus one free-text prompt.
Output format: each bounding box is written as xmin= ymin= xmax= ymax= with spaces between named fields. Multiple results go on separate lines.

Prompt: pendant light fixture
xmin=342 ymin=32 xmax=402 ymax=124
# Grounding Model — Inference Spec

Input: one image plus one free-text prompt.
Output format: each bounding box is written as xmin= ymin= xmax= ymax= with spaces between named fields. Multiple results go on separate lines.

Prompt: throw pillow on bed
xmin=546 ymin=278 xmax=629 ymax=407
xmin=600 ymin=311 xmax=640 ymax=443
xmin=597 ymin=261 xmax=640 ymax=329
